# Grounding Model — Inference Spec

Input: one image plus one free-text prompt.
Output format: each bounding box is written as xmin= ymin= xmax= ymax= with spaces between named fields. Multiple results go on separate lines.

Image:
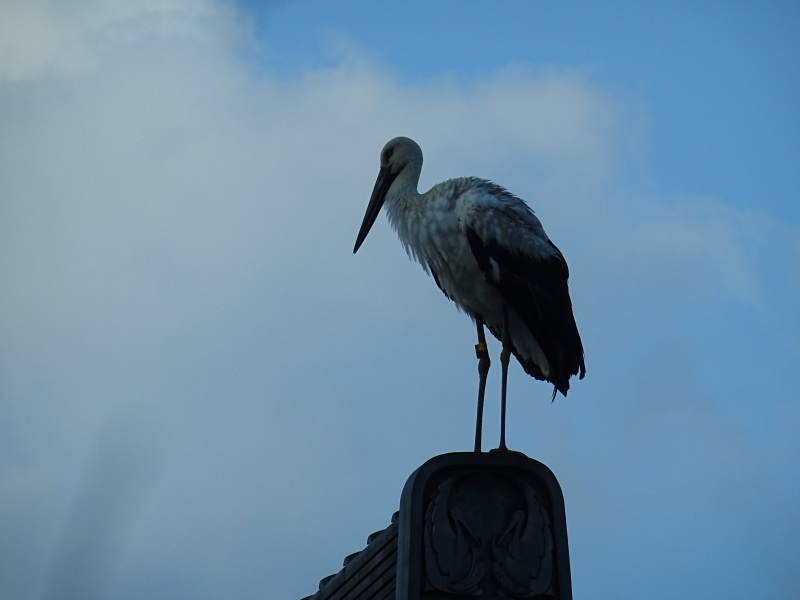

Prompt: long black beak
xmin=353 ymin=166 xmax=397 ymax=253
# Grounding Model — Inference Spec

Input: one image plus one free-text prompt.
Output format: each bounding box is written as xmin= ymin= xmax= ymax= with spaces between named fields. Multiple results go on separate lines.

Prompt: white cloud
xmin=0 ymin=0 xmax=248 ymax=80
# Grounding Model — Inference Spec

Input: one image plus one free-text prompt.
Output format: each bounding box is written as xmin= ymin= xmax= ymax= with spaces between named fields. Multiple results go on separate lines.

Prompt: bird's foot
xmin=489 ymin=445 xmax=528 ymax=458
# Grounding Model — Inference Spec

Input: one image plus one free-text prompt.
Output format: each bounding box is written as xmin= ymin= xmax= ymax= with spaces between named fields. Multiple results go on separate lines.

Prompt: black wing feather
xmin=430 ymin=268 xmax=452 ymax=300
xmin=466 ymin=227 xmax=585 ymax=397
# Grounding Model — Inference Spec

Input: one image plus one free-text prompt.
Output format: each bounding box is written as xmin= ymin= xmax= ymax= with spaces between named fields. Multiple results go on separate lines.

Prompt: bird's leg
xmin=474 ymin=318 xmax=490 ymax=453
xmin=499 ymin=307 xmax=511 ymax=451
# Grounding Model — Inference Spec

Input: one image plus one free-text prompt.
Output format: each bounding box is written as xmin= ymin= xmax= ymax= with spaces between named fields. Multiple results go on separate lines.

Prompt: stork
xmin=353 ymin=137 xmax=585 ymax=452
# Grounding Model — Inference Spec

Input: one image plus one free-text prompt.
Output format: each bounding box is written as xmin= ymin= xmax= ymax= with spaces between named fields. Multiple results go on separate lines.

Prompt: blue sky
xmin=248 ymin=0 xmax=800 ymax=220
xmin=0 ymin=1 xmax=798 ymax=599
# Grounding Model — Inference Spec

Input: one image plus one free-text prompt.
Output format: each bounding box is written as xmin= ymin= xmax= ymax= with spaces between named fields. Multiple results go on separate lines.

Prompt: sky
xmin=0 ymin=1 xmax=798 ymax=599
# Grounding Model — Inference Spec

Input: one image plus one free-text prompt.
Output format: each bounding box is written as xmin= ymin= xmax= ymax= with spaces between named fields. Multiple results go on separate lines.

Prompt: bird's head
xmin=379 ymin=136 xmax=423 ymax=175
xmin=354 ymin=137 xmax=423 ymax=253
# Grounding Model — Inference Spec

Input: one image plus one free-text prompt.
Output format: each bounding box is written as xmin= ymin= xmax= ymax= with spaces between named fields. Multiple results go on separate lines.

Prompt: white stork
xmin=353 ymin=137 xmax=585 ymax=451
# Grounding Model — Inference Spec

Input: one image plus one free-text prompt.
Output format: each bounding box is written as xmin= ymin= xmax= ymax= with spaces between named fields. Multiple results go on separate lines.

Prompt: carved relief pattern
xmin=423 ymin=471 xmax=554 ymax=598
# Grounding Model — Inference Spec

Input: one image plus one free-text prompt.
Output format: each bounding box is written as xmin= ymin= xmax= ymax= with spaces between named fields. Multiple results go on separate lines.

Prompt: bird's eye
xmin=384 ymin=147 xmax=394 ymax=162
